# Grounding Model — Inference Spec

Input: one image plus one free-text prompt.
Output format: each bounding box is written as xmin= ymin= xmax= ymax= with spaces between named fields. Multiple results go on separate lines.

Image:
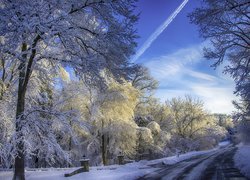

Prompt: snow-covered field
xmin=0 ymin=148 xmax=218 ymax=180
xmin=234 ymin=144 xmax=250 ymax=178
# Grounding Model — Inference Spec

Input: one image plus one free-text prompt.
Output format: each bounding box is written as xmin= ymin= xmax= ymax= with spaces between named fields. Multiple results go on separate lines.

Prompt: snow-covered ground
xmin=0 ymin=148 xmax=219 ymax=180
xmin=145 ymin=148 xmax=218 ymax=166
xmin=218 ymin=140 xmax=230 ymax=147
xmin=234 ymin=144 xmax=250 ymax=178
xmin=0 ymin=164 xmax=153 ymax=180
xmin=0 ymin=164 xmax=155 ymax=180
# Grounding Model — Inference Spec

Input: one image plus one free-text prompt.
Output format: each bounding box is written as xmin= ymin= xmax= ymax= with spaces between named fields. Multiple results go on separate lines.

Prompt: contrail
xmin=132 ymin=0 xmax=189 ymax=62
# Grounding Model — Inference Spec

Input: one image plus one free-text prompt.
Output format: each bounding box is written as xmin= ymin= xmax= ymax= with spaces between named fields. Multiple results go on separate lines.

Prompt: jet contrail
xmin=132 ymin=0 xmax=189 ymax=62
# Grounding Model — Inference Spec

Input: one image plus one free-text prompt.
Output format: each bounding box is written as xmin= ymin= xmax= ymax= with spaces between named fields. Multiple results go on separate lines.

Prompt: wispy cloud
xmin=155 ymin=85 xmax=236 ymax=114
xmin=190 ymin=85 xmax=237 ymax=113
xmin=132 ymin=0 xmax=189 ymax=62
xmin=144 ymin=43 xmax=237 ymax=114
xmin=186 ymin=69 xmax=216 ymax=81
xmin=144 ymin=44 xmax=203 ymax=80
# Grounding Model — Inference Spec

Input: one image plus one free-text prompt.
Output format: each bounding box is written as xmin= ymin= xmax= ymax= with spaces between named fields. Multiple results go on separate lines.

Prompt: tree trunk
xmin=101 ymin=134 xmax=108 ymax=166
xmin=13 ymin=35 xmax=39 ymax=179
xmin=13 ymin=63 xmax=26 ymax=180
xmin=13 ymin=43 xmax=28 ymax=180
xmin=68 ymin=118 xmax=72 ymax=168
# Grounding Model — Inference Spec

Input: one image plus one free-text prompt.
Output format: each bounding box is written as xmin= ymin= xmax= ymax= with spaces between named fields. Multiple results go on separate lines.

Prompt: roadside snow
xmin=234 ymin=144 xmax=250 ymax=178
xmin=0 ymin=148 xmax=219 ymax=180
xmin=218 ymin=140 xmax=230 ymax=147
xmin=0 ymin=164 xmax=156 ymax=180
xmin=146 ymin=148 xmax=218 ymax=166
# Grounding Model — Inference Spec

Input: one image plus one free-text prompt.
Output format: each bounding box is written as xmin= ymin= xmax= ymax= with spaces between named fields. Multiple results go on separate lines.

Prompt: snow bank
xmin=218 ymin=140 xmax=230 ymax=147
xmin=234 ymin=144 xmax=250 ymax=178
xmin=146 ymin=148 xmax=217 ymax=166
xmin=0 ymin=163 xmax=156 ymax=180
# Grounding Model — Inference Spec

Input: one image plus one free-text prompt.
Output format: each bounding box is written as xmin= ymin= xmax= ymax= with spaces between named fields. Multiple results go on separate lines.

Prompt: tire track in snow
xmin=138 ymin=146 xmax=246 ymax=180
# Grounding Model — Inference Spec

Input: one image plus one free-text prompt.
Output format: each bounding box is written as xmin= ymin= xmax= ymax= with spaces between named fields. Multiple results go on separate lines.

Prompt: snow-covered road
xmin=1 ymin=145 xmax=248 ymax=180
xmin=138 ymin=146 xmax=247 ymax=180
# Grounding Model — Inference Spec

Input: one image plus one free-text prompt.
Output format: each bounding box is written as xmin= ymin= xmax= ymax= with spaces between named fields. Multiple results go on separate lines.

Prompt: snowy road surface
xmin=138 ymin=146 xmax=248 ymax=180
xmin=1 ymin=145 xmax=249 ymax=180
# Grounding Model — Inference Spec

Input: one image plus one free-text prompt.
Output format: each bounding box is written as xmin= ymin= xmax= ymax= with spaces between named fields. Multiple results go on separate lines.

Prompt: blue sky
xmin=133 ymin=0 xmax=237 ymax=114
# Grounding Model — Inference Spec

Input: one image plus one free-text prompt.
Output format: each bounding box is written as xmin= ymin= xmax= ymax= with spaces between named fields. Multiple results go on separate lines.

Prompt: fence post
xmin=80 ymin=155 xmax=89 ymax=172
xmin=117 ymin=152 xmax=124 ymax=165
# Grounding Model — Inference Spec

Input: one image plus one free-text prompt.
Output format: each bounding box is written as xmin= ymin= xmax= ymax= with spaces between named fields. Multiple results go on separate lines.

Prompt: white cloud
xmin=190 ymin=85 xmax=237 ymax=114
xmin=155 ymin=85 xmax=237 ymax=114
xmin=144 ymin=44 xmax=203 ymax=81
xmin=143 ymin=43 xmax=237 ymax=114
xmin=185 ymin=69 xmax=216 ymax=82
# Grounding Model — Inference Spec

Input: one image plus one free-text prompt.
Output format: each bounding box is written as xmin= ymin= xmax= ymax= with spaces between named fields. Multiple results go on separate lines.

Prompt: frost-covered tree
xmin=146 ymin=121 xmax=171 ymax=158
xmin=0 ymin=96 xmax=15 ymax=168
xmin=189 ymin=0 xmax=250 ymax=105
xmin=15 ymin=63 xmax=79 ymax=169
xmin=213 ymin=114 xmax=234 ymax=130
xmin=134 ymin=97 xmax=173 ymax=129
xmin=0 ymin=54 xmax=18 ymax=100
xmin=237 ymin=116 xmax=250 ymax=144
xmin=166 ymin=96 xmax=208 ymax=139
xmin=131 ymin=66 xmax=158 ymax=104
xmin=55 ymin=80 xmax=94 ymax=167
xmin=189 ymin=0 xmax=250 ymax=143
xmin=136 ymin=127 xmax=154 ymax=159
xmin=135 ymin=121 xmax=170 ymax=160
xmin=131 ymin=66 xmax=160 ymax=124
xmin=0 ymin=0 xmax=138 ymax=179
xmin=89 ymin=78 xmax=139 ymax=165
xmin=166 ymin=96 xmax=226 ymax=151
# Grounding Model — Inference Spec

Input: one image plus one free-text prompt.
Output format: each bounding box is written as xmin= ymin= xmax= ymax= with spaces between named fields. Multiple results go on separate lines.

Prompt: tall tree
xmin=131 ymin=65 xmax=158 ymax=106
xmin=166 ymin=96 xmax=226 ymax=151
xmin=131 ymin=66 xmax=160 ymax=127
xmin=0 ymin=0 xmax=138 ymax=179
xmin=90 ymin=78 xmax=139 ymax=165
